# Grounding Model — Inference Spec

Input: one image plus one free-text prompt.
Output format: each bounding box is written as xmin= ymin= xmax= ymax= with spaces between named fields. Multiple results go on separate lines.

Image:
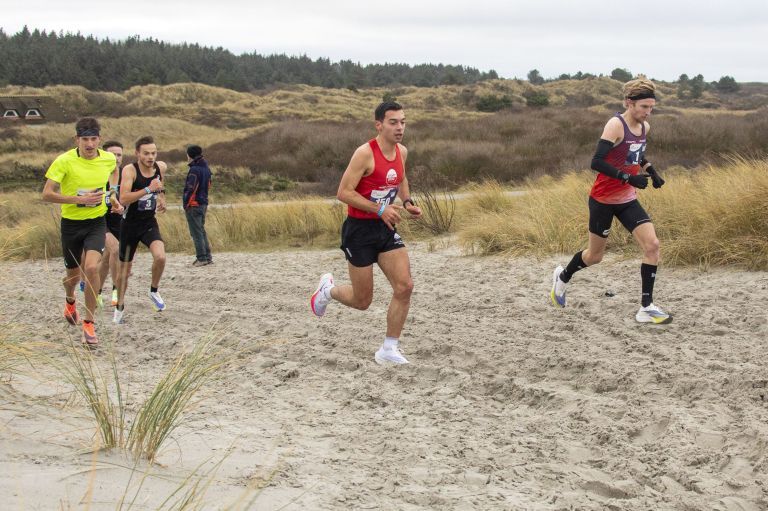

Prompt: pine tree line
xmin=0 ymin=27 xmax=499 ymax=91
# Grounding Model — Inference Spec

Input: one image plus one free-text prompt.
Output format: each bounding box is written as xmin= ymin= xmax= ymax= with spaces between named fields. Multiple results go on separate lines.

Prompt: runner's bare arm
xmin=107 ymin=166 xmax=124 ymax=212
xmin=599 ymin=117 xmax=625 ymax=145
xmin=119 ymin=165 xmax=141 ymax=206
xmin=397 ymin=176 xmax=422 ymax=218
xmin=42 ymin=179 xmax=102 ymax=205
xmin=156 ymin=161 xmax=167 ymax=213
xmin=395 ymin=146 xmax=421 ymax=217
xmin=108 ymin=165 xmax=120 ymax=187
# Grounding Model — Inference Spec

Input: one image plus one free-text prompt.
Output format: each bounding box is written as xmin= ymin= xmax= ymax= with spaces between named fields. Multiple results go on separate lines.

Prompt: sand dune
xmin=2 ymin=243 xmax=767 ymax=510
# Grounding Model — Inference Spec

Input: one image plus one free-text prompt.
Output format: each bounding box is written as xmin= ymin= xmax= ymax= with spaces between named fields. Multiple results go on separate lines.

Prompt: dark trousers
xmin=185 ymin=206 xmax=212 ymax=262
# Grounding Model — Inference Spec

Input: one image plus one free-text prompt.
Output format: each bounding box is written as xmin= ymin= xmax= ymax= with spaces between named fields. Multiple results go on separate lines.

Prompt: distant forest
xmin=0 ymin=27 xmax=499 ymax=91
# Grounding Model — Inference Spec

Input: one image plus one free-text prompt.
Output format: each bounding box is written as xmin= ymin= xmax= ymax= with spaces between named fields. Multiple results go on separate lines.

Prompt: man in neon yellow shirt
xmin=42 ymin=117 xmax=117 ymax=347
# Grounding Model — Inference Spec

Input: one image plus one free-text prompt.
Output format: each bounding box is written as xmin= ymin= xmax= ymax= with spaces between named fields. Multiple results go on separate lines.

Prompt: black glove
xmin=645 ymin=165 xmax=665 ymax=189
xmin=620 ymin=172 xmax=649 ymax=189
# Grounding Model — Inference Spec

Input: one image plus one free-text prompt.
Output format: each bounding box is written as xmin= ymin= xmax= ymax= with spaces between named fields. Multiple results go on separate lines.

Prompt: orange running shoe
xmin=64 ymin=300 xmax=79 ymax=325
xmin=81 ymin=321 xmax=98 ymax=347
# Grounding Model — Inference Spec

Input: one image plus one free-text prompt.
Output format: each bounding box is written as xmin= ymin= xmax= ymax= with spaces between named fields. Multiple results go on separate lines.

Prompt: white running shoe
xmin=113 ymin=307 xmax=125 ymax=324
xmin=635 ymin=303 xmax=673 ymax=324
xmin=550 ymin=265 xmax=567 ymax=307
xmin=149 ymin=291 xmax=166 ymax=312
xmin=310 ymin=273 xmax=334 ymax=317
xmin=374 ymin=345 xmax=410 ymax=365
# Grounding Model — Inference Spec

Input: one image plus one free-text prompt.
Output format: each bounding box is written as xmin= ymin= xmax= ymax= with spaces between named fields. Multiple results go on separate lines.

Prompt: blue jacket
xmin=183 ymin=157 xmax=211 ymax=208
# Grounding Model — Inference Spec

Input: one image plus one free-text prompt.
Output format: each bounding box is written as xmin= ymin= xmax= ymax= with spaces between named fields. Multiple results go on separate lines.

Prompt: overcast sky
xmin=4 ymin=0 xmax=767 ymax=82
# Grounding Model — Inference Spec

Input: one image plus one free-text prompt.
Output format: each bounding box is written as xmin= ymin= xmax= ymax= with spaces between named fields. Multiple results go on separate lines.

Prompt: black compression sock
xmin=150 ymin=286 xmax=158 ymax=293
xmin=641 ymin=263 xmax=657 ymax=307
xmin=560 ymin=251 xmax=587 ymax=283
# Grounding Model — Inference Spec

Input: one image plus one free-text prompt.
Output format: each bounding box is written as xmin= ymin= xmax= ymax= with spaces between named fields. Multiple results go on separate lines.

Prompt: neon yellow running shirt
xmin=45 ymin=148 xmax=116 ymax=220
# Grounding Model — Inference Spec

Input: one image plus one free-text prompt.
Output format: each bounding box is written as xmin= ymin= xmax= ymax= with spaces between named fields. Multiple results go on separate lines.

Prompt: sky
xmin=3 ymin=0 xmax=767 ymax=82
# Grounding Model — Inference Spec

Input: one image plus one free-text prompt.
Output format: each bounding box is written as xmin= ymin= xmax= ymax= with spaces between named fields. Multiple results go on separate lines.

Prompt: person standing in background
xmin=183 ymin=144 xmax=213 ymax=266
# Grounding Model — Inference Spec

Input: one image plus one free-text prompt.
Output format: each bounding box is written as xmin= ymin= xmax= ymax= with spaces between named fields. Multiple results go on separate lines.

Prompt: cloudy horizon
xmin=3 ymin=0 xmax=766 ymax=82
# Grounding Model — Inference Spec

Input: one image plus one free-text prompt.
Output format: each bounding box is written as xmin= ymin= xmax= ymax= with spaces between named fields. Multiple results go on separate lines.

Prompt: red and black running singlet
xmin=348 ymin=139 xmax=404 ymax=219
xmin=590 ymin=114 xmax=647 ymax=204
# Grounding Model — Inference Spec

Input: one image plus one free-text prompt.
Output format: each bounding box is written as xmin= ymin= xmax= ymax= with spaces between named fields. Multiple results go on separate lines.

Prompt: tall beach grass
xmin=458 ymin=158 xmax=768 ymax=269
xmin=2 ymin=158 xmax=767 ymax=269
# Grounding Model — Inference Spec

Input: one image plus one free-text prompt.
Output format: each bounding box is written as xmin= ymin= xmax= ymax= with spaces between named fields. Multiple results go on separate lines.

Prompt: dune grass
xmin=458 ymin=158 xmax=768 ymax=269
xmin=12 ymin=326 xmax=233 ymax=461
xmin=126 ymin=330 xmax=231 ymax=461
xmin=1 ymin=320 xmax=258 ymax=507
xmin=46 ymin=337 xmax=125 ymax=450
xmin=2 ymin=158 xmax=767 ymax=268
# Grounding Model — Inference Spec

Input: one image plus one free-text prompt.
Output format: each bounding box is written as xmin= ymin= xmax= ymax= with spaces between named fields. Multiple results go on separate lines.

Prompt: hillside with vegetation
xmin=1 ymin=75 xmax=766 ymax=197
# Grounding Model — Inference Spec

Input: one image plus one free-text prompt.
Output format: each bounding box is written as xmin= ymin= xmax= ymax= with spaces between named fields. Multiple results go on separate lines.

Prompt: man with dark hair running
xmin=100 ymin=140 xmax=125 ymax=306
xmin=42 ymin=117 xmax=117 ymax=346
xmin=310 ymin=101 xmax=422 ymax=365
xmin=114 ymin=136 xmax=167 ymax=324
xmin=550 ymin=78 xmax=672 ymax=324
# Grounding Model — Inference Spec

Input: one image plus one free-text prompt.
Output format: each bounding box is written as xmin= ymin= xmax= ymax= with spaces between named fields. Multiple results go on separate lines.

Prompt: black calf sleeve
xmin=641 ymin=263 xmax=657 ymax=307
xmin=560 ymin=251 xmax=587 ymax=283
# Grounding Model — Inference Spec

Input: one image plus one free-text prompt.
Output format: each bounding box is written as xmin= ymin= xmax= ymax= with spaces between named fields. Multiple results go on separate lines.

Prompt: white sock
xmin=383 ymin=337 xmax=398 ymax=349
xmin=323 ymin=284 xmax=334 ymax=301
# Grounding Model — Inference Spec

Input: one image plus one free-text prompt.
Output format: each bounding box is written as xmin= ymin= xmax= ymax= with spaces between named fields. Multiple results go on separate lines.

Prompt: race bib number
xmin=137 ymin=192 xmax=157 ymax=212
xmin=77 ymin=188 xmax=101 ymax=208
xmin=370 ymin=187 xmax=398 ymax=206
xmin=625 ymin=142 xmax=646 ymax=166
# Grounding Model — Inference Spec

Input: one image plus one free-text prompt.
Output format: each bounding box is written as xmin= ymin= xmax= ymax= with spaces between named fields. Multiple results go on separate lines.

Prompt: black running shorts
xmin=60 ymin=217 xmax=106 ymax=269
xmin=588 ymin=197 xmax=651 ymax=238
xmin=340 ymin=217 xmax=405 ymax=267
xmin=105 ymin=212 xmax=122 ymax=239
xmin=119 ymin=218 xmax=163 ymax=262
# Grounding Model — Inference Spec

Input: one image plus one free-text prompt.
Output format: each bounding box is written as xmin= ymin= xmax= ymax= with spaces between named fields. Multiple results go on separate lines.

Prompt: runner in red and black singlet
xmin=114 ymin=135 xmax=168 ymax=324
xmin=550 ymin=78 xmax=673 ymax=324
xmin=310 ymin=101 xmax=423 ymax=365
xmin=590 ymin=113 xmax=646 ymax=205
xmin=347 ymin=138 xmax=404 ymax=219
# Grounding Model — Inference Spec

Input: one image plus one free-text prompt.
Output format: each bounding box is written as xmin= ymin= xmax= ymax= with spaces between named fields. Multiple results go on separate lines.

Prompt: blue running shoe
xmin=148 ymin=291 xmax=166 ymax=312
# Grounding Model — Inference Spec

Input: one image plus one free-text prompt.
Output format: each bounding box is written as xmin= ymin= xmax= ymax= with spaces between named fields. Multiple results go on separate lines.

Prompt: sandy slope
xmin=1 ymin=243 xmax=768 ymax=510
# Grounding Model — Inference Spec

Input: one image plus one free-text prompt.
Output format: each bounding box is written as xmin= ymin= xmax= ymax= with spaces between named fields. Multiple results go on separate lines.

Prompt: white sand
xmin=2 ymin=243 xmax=768 ymax=510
